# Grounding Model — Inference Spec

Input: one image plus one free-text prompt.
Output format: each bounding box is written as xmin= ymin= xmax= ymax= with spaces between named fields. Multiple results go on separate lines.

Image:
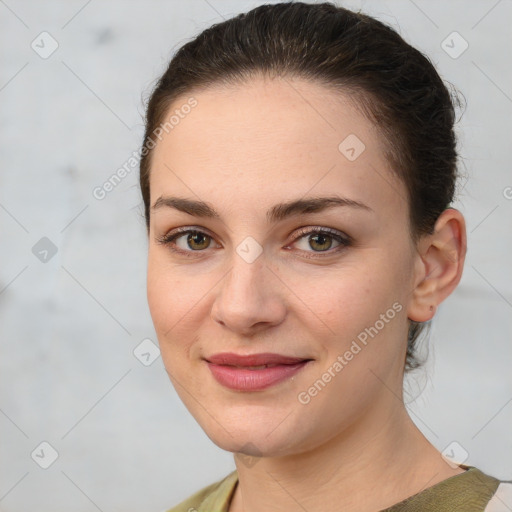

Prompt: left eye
xmin=297 ymin=231 xmax=343 ymax=252
xmin=290 ymin=228 xmax=350 ymax=254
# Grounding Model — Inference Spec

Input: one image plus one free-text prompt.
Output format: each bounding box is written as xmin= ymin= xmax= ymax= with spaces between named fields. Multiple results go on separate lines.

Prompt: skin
xmin=146 ymin=75 xmax=467 ymax=512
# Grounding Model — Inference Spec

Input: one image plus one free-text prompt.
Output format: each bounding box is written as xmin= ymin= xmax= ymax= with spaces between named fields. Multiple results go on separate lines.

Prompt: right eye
xmin=156 ymin=228 xmax=220 ymax=257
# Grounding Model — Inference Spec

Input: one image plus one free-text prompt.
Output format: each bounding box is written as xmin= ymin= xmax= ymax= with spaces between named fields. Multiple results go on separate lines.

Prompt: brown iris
xmin=187 ymin=232 xmax=211 ymax=250
xmin=308 ymin=233 xmax=333 ymax=252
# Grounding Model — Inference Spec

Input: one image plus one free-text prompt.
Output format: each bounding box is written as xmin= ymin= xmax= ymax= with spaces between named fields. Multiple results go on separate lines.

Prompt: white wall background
xmin=0 ymin=1 xmax=511 ymax=511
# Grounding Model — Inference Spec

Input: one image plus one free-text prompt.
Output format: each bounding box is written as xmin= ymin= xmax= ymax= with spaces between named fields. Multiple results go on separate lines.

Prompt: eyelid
xmin=155 ymin=225 xmax=213 ymax=242
xmin=290 ymin=226 xmax=352 ymax=245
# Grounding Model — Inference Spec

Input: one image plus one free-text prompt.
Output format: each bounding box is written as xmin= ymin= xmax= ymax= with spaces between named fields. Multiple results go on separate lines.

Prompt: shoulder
xmin=385 ymin=466 xmax=511 ymax=512
xmin=484 ymin=478 xmax=512 ymax=512
xmin=164 ymin=470 xmax=238 ymax=512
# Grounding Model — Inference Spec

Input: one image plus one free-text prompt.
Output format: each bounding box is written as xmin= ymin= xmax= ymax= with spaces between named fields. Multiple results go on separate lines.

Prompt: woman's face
xmin=147 ymin=76 xmax=420 ymax=457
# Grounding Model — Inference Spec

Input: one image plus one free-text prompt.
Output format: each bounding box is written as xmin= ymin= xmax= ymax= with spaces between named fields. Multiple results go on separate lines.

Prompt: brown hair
xmin=139 ymin=2 xmax=462 ymax=371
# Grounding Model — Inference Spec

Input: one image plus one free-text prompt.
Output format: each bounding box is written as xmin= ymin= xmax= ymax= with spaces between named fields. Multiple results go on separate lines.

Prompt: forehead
xmin=149 ymin=76 xmax=406 ymax=221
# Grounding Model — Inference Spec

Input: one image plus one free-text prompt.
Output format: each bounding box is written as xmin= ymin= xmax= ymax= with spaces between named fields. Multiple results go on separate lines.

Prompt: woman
xmin=139 ymin=2 xmax=510 ymax=511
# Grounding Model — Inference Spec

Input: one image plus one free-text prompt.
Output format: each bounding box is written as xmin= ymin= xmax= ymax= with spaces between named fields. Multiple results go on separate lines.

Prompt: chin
xmin=198 ymin=413 xmax=310 ymax=459
xmin=211 ymin=434 xmax=295 ymax=459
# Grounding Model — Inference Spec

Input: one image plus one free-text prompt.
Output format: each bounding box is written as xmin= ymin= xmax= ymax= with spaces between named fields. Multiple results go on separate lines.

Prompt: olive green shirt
xmin=166 ymin=466 xmax=512 ymax=511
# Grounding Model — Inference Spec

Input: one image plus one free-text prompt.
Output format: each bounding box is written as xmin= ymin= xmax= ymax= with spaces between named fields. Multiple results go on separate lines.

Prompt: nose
xmin=210 ymin=253 xmax=287 ymax=336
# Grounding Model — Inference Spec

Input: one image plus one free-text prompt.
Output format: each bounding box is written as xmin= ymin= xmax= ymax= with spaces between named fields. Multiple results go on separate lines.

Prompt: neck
xmin=230 ymin=394 xmax=463 ymax=512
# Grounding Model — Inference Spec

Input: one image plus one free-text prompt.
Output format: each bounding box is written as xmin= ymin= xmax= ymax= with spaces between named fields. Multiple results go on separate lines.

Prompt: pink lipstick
xmin=205 ymin=352 xmax=312 ymax=391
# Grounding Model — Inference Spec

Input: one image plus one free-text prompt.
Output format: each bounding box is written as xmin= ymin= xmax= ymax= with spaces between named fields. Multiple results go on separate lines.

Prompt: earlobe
xmin=407 ymin=208 xmax=467 ymax=323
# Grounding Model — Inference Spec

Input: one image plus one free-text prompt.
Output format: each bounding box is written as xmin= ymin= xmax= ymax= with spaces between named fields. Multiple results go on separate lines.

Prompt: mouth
xmin=204 ymin=352 xmax=313 ymax=391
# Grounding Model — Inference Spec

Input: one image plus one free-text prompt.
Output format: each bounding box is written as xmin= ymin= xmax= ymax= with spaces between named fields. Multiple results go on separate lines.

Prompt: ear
xmin=407 ymin=208 xmax=467 ymax=322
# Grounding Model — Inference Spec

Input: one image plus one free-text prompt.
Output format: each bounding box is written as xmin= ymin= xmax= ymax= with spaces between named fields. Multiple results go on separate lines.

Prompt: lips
xmin=204 ymin=352 xmax=313 ymax=391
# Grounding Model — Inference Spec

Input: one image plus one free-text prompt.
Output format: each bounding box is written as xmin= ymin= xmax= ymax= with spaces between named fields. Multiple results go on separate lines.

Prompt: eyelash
xmin=155 ymin=226 xmax=352 ymax=260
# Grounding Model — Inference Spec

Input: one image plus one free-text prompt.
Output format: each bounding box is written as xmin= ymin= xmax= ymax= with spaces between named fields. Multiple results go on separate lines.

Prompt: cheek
xmin=146 ymin=251 xmax=219 ymax=368
xmin=292 ymin=266 xmax=385 ymax=336
xmin=146 ymin=253 xmax=197 ymax=338
xmin=292 ymin=257 xmax=409 ymax=367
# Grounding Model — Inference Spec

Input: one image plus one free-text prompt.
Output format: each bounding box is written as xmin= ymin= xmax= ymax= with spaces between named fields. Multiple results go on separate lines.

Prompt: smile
xmin=204 ymin=353 xmax=313 ymax=391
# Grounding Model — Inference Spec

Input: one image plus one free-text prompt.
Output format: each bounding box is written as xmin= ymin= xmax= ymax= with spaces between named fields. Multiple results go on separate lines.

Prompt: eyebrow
xmin=151 ymin=195 xmax=373 ymax=223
